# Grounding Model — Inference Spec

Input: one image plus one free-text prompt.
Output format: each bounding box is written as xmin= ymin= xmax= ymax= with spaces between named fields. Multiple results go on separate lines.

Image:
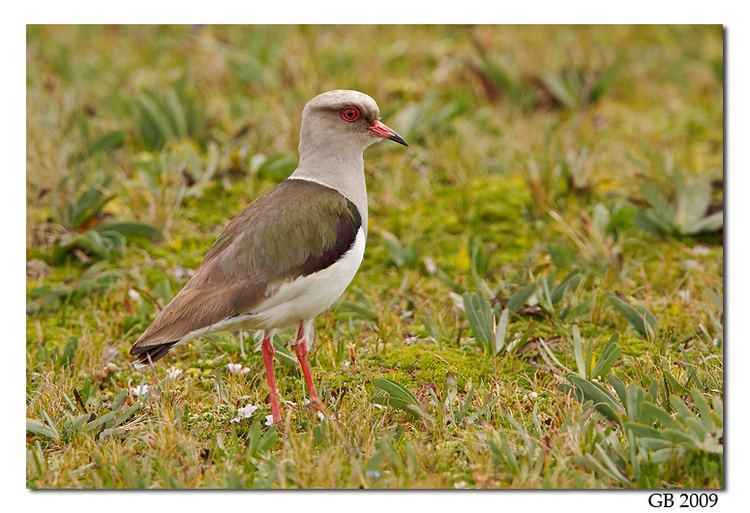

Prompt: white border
xmin=7 ymin=1 xmax=748 ymax=511
xmin=17 ymin=0 xmax=736 ymax=24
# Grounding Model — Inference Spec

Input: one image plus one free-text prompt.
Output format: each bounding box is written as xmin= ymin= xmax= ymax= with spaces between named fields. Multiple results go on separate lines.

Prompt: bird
xmin=130 ymin=90 xmax=407 ymax=424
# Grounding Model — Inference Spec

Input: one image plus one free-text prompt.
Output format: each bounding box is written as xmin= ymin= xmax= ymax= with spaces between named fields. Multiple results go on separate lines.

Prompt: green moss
xmin=362 ymin=342 xmax=488 ymax=389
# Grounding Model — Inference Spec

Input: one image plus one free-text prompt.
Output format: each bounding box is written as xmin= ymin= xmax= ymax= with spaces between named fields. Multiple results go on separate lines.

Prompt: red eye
xmin=340 ymin=106 xmax=360 ymax=122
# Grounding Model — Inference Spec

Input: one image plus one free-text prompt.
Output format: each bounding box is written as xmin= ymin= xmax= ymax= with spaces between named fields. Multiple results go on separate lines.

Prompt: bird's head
xmin=299 ymin=90 xmax=407 ymax=157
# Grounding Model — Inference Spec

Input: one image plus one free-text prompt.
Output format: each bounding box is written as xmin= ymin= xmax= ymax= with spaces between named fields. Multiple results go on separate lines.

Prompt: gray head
xmin=299 ymin=90 xmax=407 ymax=159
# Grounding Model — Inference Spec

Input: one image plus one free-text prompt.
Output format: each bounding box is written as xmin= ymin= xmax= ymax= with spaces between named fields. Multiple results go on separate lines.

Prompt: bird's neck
xmin=292 ymin=144 xmax=369 ymax=234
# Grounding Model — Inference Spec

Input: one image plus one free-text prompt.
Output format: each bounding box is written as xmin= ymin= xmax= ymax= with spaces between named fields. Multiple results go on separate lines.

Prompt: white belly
xmin=172 ymin=229 xmax=366 ymax=345
xmin=249 ymin=227 xmax=366 ymax=328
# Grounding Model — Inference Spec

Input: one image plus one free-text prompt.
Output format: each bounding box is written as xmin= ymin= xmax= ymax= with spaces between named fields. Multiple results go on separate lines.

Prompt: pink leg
xmin=261 ymin=331 xmax=282 ymax=424
xmin=294 ymin=322 xmax=319 ymax=403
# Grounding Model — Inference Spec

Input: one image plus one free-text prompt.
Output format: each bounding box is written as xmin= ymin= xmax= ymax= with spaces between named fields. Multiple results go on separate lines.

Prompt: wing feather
xmin=130 ymin=179 xmax=361 ymax=361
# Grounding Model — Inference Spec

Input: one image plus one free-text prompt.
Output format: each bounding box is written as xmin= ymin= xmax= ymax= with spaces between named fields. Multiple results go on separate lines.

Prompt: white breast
xmin=250 ymin=227 xmax=366 ymax=329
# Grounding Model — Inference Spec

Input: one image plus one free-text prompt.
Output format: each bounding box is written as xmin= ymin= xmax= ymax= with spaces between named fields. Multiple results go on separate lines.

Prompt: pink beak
xmin=369 ymin=120 xmax=408 ymax=146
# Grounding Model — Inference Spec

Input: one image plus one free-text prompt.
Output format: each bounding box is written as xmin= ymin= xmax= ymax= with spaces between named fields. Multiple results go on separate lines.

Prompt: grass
xmin=26 ymin=25 xmax=723 ymax=489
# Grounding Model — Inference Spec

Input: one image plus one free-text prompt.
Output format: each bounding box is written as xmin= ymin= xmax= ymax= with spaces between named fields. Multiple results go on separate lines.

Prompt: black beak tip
xmin=388 ymin=134 xmax=408 ymax=146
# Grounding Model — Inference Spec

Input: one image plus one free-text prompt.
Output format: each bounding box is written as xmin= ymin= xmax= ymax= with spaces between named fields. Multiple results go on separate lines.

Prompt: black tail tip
xmin=130 ymin=341 xmax=178 ymax=367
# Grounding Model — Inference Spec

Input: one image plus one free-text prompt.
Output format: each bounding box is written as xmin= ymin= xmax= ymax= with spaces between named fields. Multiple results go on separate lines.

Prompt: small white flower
xmin=316 ymin=411 xmax=325 ymax=421
xmin=423 ymin=256 xmax=438 ymax=275
xmin=230 ymin=403 xmax=259 ymax=424
xmin=166 ymin=367 xmax=182 ymax=379
xmin=226 ymin=363 xmax=251 ymax=375
xmin=127 ymin=289 xmax=141 ymax=301
xmin=265 ymin=415 xmax=275 ymax=426
xmin=131 ymin=384 xmax=149 ymax=397
xmin=103 ymin=346 xmax=119 ymax=363
xmin=453 ymin=481 xmax=468 ymax=489
xmin=691 ymin=245 xmax=711 ymax=256
xmin=366 ymin=470 xmax=381 ymax=479
xmin=238 ymin=404 xmax=259 ymax=417
xmin=528 ymin=391 xmax=539 ymax=399
xmin=448 ymin=292 xmax=465 ymax=311
xmin=678 ymin=290 xmax=691 ymax=302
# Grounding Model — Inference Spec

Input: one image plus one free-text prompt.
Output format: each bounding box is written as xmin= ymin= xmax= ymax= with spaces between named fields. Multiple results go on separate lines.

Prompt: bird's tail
xmin=130 ymin=341 xmax=179 ymax=368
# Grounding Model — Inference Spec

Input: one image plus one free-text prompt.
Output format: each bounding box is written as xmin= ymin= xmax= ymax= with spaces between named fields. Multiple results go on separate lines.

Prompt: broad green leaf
xmin=607 ymin=374 xmax=627 ymax=405
xmin=563 ymin=296 xmax=592 ymax=322
xmin=501 ymin=436 xmax=520 ymax=472
xmin=589 ymin=62 xmax=620 ymax=103
xmin=110 ymin=389 xmax=129 ymax=411
xmin=607 ymin=294 xmax=659 ymax=339
xmin=633 ymin=212 xmax=670 ymax=237
xmin=641 ymin=182 xmax=674 ymax=221
xmin=676 ymin=176 xmax=711 ymax=230
xmin=650 ymin=447 xmax=683 ymax=463
xmin=135 ymin=92 xmax=175 ymax=146
xmin=551 ymin=271 xmax=581 ymax=305
xmin=657 ymin=428 xmax=699 ymax=447
xmin=640 ymin=401 xmax=679 ymax=430
xmin=372 ymin=378 xmax=432 ymax=422
xmin=70 ymin=130 xmax=125 ymax=163
xmin=625 ymin=383 xmax=644 ymax=420
xmin=637 ymin=437 xmax=676 ymax=451
xmin=93 ymin=221 xmax=161 ymax=240
xmin=591 ymin=204 xmax=610 ymax=239
xmin=255 ymin=153 xmax=298 ymax=182
xmin=336 ymin=301 xmax=378 ymax=321
xmin=689 ymin=389 xmax=715 ymax=432
xmin=83 ymin=411 xmax=116 ymax=432
xmin=380 ymin=231 xmax=417 ymax=269
xmin=542 ymin=72 xmax=577 ymax=109
xmin=592 ymin=335 xmax=620 ymax=378
xmin=68 ymin=188 xmax=115 ymax=229
xmin=112 ymin=403 xmax=141 ymax=429
xmin=567 ymin=375 xmax=623 ymax=424
xmin=595 ymin=443 xmax=630 ymax=483
xmin=58 ymin=336 xmax=79 ymax=368
xmin=26 ymin=418 xmax=59 ymax=440
xmin=494 ymin=307 xmax=510 ymax=354
xmin=686 ymin=211 xmax=723 ymax=235
xmin=683 ymin=416 xmax=707 ymax=440
xmin=572 ymin=325 xmax=587 ymax=379
xmin=165 ymin=89 xmax=188 ymax=139
xmin=507 ymin=283 xmax=536 ymax=313
xmin=669 ymin=395 xmax=695 ymax=422
xmin=462 ymin=292 xmax=494 ymax=353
